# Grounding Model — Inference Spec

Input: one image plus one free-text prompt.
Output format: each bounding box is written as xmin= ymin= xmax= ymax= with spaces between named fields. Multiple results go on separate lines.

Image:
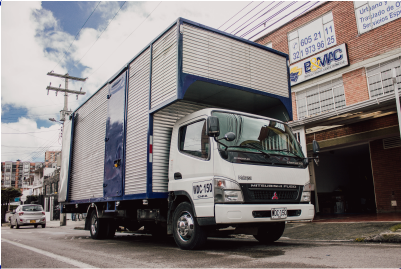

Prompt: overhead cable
xmin=74 ymin=1 xmax=127 ymax=70
xmin=247 ymin=1 xmax=315 ymax=40
xmin=51 ymin=1 xmax=102 ymax=71
xmin=233 ymin=1 xmax=284 ymax=36
xmin=240 ymin=1 xmax=297 ymax=38
xmin=218 ymin=1 xmax=254 ymax=30
xmin=229 ymin=2 xmax=273 ymax=34
xmin=89 ymin=1 xmax=162 ymax=78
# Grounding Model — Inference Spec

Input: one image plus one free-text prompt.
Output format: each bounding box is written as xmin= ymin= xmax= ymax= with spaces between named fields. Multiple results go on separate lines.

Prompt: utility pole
xmin=45 ymin=71 xmax=87 ymax=226
xmin=46 ymin=71 xmax=87 ymax=121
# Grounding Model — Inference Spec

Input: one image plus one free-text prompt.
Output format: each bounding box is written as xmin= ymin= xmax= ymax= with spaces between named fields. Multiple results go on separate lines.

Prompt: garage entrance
xmin=314 ymin=143 xmax=376 ymax=214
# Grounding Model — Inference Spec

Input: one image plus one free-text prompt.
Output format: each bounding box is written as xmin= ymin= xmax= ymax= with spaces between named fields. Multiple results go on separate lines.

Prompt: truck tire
xmin=172 ymin=202 xmax=207 ymax=250
xmin=90 ymin=210 xmax=107 ymax=239
xmin=253 ymin=222 xmax=285 ymax=243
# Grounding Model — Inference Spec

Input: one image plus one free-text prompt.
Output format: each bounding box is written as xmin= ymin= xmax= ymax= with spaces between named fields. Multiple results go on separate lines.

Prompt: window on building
xmin=288 ymin=11 xmax=336 ymax=63
xmin=296 ymin=78 xmax=346 ymax=119
xmin=179 ymin=120 xmax=209 ymax=159
xmin=366 ymin=57 xmax=401 ymax=98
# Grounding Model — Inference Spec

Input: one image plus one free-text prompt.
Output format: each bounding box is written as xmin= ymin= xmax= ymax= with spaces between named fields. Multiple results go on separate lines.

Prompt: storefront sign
xmin=354 ymin=1 xmax=401 ymax=34
xmin=289 ymin=43 xmax=349 ymax=86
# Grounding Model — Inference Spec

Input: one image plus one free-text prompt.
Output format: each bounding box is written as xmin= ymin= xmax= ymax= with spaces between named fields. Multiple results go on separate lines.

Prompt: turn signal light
xmin=18 ymin=212 xmax=24 ymax=216
xmin=42 ymin=212 xmax=45 ymax=215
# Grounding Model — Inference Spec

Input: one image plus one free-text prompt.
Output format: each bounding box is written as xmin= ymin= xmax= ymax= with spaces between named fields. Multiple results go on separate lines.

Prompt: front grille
xmin=240 ymin=184 xmax=302 ymax=204
xmin=250 ymin=190 xmax=299 ymax=200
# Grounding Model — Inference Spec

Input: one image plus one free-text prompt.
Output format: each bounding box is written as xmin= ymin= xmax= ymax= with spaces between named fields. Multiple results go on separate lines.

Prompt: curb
xmin=356 ymin=232 xmax=401 ymax=243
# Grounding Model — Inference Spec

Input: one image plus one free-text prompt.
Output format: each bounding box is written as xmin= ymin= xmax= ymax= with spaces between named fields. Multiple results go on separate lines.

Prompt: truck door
xmin=173 ymin=118 xmax=214 ymax=217
xmin=103 ymin=71 xmax=126 ymax=197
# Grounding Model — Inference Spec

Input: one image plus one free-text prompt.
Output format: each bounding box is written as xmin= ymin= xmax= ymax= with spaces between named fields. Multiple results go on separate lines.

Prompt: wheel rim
xmin=91 ymin=214 xmax=98 ymax=235
xmin=176 ymin=211 xmax=194 ymax=241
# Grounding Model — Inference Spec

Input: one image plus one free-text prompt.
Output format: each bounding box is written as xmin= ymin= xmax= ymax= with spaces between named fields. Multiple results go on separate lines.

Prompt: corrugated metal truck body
xmin=58 ymin=18 xmax=313 ymax=249
xmin=60 ymin=18 xmax=292 ymax=204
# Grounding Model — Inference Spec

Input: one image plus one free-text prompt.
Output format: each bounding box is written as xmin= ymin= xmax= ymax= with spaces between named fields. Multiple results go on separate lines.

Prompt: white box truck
xmin=58 ymin=18 xmax=317 ymax=250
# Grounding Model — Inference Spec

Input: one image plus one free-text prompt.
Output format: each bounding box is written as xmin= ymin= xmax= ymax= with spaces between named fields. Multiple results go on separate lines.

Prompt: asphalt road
xmin=2 ymin=225 xmax=401 ymax=268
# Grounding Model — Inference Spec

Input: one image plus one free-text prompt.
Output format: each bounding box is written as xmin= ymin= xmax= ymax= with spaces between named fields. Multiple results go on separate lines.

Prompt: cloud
xmin=1 ymin=118 xmax=62 ymax=162
xmin=1 ymin=1 xmax=248 ymax=162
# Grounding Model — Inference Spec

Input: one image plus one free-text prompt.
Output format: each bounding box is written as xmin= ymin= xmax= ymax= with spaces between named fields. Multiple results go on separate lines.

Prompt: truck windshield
xmin=212 ymin=112 xmax=304 ymax=159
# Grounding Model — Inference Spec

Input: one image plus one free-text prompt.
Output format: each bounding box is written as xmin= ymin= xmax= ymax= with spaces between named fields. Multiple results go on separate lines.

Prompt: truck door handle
xmin=174 ymin=172 xmax=182 ymax=180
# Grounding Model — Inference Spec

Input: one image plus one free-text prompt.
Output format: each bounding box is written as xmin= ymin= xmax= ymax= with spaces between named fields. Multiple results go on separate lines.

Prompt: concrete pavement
xmin=3 ymin=214 xmax=401 ymax=243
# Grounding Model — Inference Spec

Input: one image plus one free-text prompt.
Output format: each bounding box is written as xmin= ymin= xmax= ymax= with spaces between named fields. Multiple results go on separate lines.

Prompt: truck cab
xmin=168 ymin=108 xmax=314 ymax=249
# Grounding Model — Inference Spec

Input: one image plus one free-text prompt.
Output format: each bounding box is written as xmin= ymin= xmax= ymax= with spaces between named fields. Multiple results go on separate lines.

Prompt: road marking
xmin=2 ymin=238 xmax=95 ymax=268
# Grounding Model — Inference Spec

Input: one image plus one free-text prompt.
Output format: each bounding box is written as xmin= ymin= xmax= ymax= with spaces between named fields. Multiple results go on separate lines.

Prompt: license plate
xmin=271 ymin=208 xmax=287 ymax=219
xmin=30 ymin=220 xmax=36 ymax=223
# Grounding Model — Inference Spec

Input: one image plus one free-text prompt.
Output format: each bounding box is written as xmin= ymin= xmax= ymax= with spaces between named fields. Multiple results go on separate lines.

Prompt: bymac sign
xmin=290 ymin=43 xmax=349 ymax=86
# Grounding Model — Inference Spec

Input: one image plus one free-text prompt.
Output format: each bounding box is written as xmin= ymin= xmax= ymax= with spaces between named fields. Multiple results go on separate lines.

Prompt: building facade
xmin=256 ymin=1 xmax=401 ymax=213
xmin=1 ymin=161 xmax=36 ymax=189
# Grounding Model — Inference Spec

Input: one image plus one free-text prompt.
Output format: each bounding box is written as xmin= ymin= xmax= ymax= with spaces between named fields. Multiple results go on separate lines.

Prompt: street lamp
xmin=49 ymin=118 xmax=63 ymax=124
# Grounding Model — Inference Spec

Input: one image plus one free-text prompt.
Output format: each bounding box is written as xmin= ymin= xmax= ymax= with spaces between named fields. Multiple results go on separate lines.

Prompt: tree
xmin=1 ymin=187 xmax=22 ymax=223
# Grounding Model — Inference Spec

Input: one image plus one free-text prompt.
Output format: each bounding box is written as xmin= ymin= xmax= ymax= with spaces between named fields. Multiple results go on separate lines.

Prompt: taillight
xmin=42 ymin=212 xmax=45 ymax=215
xmin=18 ymin=212 xmax=24 ymax=216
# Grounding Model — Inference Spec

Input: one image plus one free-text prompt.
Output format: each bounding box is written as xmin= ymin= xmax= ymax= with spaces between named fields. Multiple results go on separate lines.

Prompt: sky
xmin=1 ymin=1 xmax=320 ymax=162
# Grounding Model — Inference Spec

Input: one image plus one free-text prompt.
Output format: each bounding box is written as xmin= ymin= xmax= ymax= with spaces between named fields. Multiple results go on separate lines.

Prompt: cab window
xmin=179 ymin=120 xmax=209 ymax=159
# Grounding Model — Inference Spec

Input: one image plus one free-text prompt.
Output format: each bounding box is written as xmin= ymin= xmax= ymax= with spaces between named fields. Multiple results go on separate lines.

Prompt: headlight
xmin=301 ymin=182 xmax=314 ymax=202
xmin=214 ymin=177 xmax=244 ymax=203
xmin=301 ymin=191 xmax=311 ymax=202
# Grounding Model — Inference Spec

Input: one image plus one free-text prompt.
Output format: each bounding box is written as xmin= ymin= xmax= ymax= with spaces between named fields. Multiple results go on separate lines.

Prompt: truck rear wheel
xmin=90 ymin=210 xmax=107 ymax=239
xmin=173 ymin=202 xmax=207 ymax=250
xmin=253 ymin=222 xmax=285 ymax=243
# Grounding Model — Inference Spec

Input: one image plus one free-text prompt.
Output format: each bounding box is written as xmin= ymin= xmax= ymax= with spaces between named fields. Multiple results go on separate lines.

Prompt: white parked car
xmin=10 ymin=204 xmax=46 ymax=229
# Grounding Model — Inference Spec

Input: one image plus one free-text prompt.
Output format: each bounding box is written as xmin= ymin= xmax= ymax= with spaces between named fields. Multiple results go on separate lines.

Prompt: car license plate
xmin=271 ymin=208 xmax=287 ymax=219
xmin=30 ymin=220 xmax=36 ymax=223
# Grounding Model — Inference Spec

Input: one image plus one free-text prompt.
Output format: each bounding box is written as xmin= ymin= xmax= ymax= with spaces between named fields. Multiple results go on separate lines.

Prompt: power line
xmin=247 ymin=1 xmax=315 ymax=40
xmin=233 ymin=1 xmax=284 ymax=36
xmin=51 ymin=1 xmax=102 ymax=72
xmin=240 ymin=1 xmax=297 ymax=38
xmin=229 ymin=2 xmax=275 ymax=34
xmin=2 ymin=129 xmax=59 ymax=135
xmin=74 ymin=1 xmax=127 ymax=70
xmin=2 ymin=145 xmax=61 ymax=148
xmin=218 ymin=1 xmax=254 ymax=30
xmin=88 ymin=1 xmax=162 ymax=78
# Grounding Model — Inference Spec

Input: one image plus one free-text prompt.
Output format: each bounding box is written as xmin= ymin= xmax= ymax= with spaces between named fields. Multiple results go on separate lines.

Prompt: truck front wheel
xmin=90 ymin=210 xmax=107 ymax=239
xmin=253 ymin=222 xmax=285 ymax=243
xmin=173 ymin=202 xmax=207 ymax=250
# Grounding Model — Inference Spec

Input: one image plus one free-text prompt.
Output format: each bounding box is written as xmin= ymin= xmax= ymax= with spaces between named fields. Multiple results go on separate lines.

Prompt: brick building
xmin=256 ymin=1 xmax=400 ymax=213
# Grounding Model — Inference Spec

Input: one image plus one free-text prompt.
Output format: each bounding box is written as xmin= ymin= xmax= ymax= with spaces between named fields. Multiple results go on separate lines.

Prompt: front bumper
xmin=215 ymin=203 xmax=314 ymax=224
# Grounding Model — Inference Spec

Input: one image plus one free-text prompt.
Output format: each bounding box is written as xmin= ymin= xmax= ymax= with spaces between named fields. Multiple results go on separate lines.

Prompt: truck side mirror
xmin=207 ymin=116 xmax=220 ymax=137
xmin=312 ymin=140 xmax=320 ymax=156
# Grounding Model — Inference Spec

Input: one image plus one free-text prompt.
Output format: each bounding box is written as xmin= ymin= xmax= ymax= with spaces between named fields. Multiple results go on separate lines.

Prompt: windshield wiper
xmin=270 ymin=149 xmax=304 ymax=160
xmin=235 ymin=144 xmax=271 ymax=158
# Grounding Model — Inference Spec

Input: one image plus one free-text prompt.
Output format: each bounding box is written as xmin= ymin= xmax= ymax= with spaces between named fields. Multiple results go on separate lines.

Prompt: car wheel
xmin=172 ymin=202 xmax=207 ymax=250
xmin=42 ymin=224 xmax=46 ymax=228
xmin=90 ymin=210 xmax=107 ymax=239
xmin=253 ymin=222 xmax=285 ymax=243
xmin=34 ymin=224 xmax=38 ymax=228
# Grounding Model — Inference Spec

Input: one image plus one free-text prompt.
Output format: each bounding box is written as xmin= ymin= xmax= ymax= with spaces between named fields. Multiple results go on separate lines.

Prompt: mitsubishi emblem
xmin=272 ymin=192 xmax=279 ymax=200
